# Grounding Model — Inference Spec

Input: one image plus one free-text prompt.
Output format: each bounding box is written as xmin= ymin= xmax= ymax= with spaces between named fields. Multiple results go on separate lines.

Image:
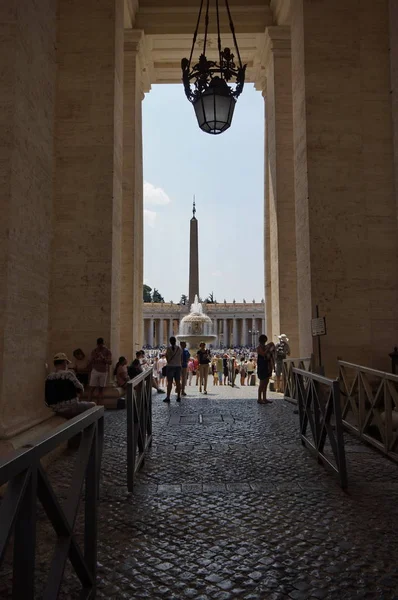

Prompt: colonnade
xmin=1 ymin=0 xmax=398 ymax=447
xmin=259 ymin=1 xmax=398 ymax=371
xmin=144 ymin=317 xmax=266 ymax=348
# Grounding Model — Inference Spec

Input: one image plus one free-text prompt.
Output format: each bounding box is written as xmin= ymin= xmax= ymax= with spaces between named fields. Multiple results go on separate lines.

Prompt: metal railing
xmin=293 ymin=367 xmax=347 ymax=489
xmin=339 ymin=360 xmax=398 ymax=461
xmin=0 ymin=406 xmax=104 ymax=599
xmin=127 ymin=368 xmax=153 ymax=492
xmin=283 ymin=356 xmax=313 ymax=402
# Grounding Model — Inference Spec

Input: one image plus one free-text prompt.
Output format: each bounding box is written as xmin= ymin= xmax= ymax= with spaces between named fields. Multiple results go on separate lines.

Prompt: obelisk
xmin=188 ymin=198 xmax=199 ymax=305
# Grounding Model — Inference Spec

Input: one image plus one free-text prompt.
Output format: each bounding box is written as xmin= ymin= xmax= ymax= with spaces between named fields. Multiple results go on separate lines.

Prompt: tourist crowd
xmin=45 ymin=334 xmax=291 ymax=416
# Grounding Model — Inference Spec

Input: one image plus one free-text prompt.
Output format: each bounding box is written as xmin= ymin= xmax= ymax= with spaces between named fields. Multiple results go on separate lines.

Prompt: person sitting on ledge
xmin=128 ymin=358 xmax=142 ymax=379
xmin=45 ymin=353 xmax=96 ymax=419
xmin=71 ymin=348 xmax=90 ymax=386
xmin=114 ymin=356 xmax=129 ymax=388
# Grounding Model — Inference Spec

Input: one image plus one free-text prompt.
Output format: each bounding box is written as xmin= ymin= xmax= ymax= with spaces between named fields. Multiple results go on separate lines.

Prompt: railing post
xmin=127 ymin=381 xmax=134 ymax=492
xmin=332 ymin=379 xmax=347 ymax=489
xmin=13 ymin=466 xmax=37 ymax=600
xmin=84 ymin=422 xmax=99 ymax=588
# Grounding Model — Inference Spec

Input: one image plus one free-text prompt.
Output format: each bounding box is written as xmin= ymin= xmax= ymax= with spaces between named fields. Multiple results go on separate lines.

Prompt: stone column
xmin=390 ymin=1 xmax=398 ymax=220
xmin=168 ymin=318 xmax=173 ymax=340
xmin=242 ymin=318 xmax=247 ymax=346
xmin=262 ymin=319 xmax=266 ymax=336
xmin=223 ymin=319 xmax=228 ymax=347
xmin=148 ymin=318 xmax=154 ymax=347
xmin=291 ymin=0 xmax=398 ymax=372
xmin=233 ymin=319 xmax=238 ymax=347
xmin=158 ymin=318 xmax=164 ymax=347
xmin=121 ymin=30 xmax=146 ymax=355
xmin=263 ymin=27 xmax=299 ymax=356
xmin=0 ymin=1 xmax=57 ymax=443
xmin=50 ymin=0 xmax=124 ymax=363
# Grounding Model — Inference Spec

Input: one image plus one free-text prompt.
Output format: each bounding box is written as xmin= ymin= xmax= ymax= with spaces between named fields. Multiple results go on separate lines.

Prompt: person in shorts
xmin=164 ymin=337 xmax=182 ymax=403
xmin=88 ymin=337 xmax=112 ymax=404
xmin=257 ymin=335 xmax=275 ymax=404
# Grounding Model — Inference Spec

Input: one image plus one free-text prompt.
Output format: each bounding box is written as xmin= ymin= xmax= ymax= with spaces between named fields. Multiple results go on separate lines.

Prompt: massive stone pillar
xmin=263 ymin=27 xmax=299 ymax=355
xmin=0 ymin=0 xmax=57 ymax=443
xmin=122 ymin=30 xmax=146 ymax=356
xmin=291 ymin=0 xmax=398 ymax=373
xmin=390 ymin=1 xmax=398 ymax=221
xmin=50 ymin=0 xmax=124 ymax=363
xmin=263 ymin=91 xmax=273 ymax=343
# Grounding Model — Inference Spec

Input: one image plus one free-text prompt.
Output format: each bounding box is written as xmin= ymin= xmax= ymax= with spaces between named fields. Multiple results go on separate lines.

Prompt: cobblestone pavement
xmin=4 ymin=384 xmax=398 ymax=599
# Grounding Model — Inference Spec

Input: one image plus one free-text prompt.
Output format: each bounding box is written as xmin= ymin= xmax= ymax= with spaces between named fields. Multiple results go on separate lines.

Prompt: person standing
xmin=247 ymin=357 xmax=256 ymax=385
xmin=164 ymin=337 xmax=182 ymax=403
xmin=187 ymin=357 xmax=195 ymax=385
xmin=216 ymin=354 xmax=224 ymax=386
xmin=257 ymin=335 xmax=275 ymax=405
xmin=88 ymin=338 xmax=112 ymax=404
xmin=197 ymin=342 xmax=211 ymax=394
xmin=275 ymin=334 xmax=291 ymax=393
xmin=239 ymin=357 xmax=247 ymax=386
xmin=180 ymin=341 xmax=190 ymax=397
xmin=158 ymin=354 xmax=167 ymax=387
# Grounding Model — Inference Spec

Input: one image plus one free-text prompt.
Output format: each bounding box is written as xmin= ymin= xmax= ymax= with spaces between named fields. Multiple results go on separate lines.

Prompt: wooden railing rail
xmin=338 ymin=360 xmax=398 ymax=461
xmin=126 ymin=368 xmax=153 ymax=492
xmin=293 ymin=367 xmax=347 ymax=489
xmin=283 ymin=356 xmax=313 ymax=402
xmin=0 ymin=406 xmax=104 ymax=599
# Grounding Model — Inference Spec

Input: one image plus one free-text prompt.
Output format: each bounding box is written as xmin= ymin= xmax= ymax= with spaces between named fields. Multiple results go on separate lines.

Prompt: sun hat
xmin=278 ymin=334 xmax=289 ymax=342
xmin=53 ymin=352 xmax=71 ymax=363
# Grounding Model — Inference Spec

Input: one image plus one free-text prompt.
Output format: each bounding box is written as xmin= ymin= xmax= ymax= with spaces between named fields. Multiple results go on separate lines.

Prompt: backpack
xmin=276 ymin=343 xmax=286 ymax=359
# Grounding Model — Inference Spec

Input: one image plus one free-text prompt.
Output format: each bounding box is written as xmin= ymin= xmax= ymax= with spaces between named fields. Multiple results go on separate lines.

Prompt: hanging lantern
xmin=181 ymin=0 xmax=246 ymax=135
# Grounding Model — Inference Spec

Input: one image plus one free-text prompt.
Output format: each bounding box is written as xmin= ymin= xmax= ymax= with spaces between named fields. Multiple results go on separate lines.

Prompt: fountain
xmin=176 ymin=295 xmax=217 ymax=348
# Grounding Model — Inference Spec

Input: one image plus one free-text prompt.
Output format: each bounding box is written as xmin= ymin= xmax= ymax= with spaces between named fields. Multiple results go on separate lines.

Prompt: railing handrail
xmin=0 ymin=406 xmax=104 ymax=486
xmin=293 ymin=367 xmax=336 ymax=386
xmin=284 ymin=356 xmax=312 ymax=363
xmin=127 ymin=366 xmax=153 ymax=387
xmin=338 ymin=360 xmax=398 ymax=382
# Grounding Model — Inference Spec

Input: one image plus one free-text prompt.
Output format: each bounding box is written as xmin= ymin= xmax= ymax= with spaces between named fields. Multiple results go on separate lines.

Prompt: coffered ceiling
xmin=125 ymin=0 xmax=282 ymax=86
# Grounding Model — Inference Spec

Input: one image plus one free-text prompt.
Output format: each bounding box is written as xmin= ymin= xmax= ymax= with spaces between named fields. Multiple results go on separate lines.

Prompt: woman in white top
xmin=164 ymin=337 xmax=183 ymax=403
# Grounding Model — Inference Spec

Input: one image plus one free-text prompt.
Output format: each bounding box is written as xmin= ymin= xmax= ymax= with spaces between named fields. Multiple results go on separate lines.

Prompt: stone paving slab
xmin=2 ymin=383 xmax=398 ymax=599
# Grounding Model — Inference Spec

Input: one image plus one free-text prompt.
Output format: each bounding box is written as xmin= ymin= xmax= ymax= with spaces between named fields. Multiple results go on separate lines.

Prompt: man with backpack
xmin=275 ymin=334 xmax=291 ymax=393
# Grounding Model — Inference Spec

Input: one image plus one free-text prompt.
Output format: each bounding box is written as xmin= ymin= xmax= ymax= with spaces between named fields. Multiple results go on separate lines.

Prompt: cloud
xmin=144 ymin=182 xmax=171 ymax=206
xmin=144 ymin=209 xmax=157 ymax=228
xmin=212 ymin=270 xmax=222 ymax=277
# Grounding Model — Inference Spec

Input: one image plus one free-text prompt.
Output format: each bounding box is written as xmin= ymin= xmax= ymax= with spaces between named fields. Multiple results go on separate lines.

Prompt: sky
xmin=142 ymin=83 xmax=265 ymax=304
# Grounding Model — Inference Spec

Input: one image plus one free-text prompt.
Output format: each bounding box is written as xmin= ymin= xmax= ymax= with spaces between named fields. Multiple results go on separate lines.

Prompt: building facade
xmin=143 ymin=302 xmax=266 ymax=348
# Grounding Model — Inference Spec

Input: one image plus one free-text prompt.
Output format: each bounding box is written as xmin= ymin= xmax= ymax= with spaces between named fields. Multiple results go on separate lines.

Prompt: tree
xmin=152 ymin=288 xmax=164 ymax=303
xmin=143 ymin=284 xmax=152 ymax=302
xmin=180 ymin=294 xmax=188 ymax=305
